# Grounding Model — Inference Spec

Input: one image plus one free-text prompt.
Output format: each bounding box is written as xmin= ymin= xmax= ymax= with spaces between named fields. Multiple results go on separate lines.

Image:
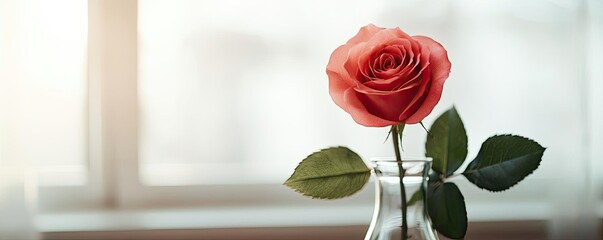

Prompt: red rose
xmin=327 ymin=24 xmax=451 ymax=127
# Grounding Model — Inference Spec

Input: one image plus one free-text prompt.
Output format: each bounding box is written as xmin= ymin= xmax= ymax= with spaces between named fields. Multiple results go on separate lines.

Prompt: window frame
xmin=38 ymin=1 xmax=603 ymax=236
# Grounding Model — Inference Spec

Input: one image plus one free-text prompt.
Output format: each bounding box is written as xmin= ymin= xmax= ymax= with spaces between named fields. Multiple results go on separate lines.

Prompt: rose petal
xmin=355 ymin=85 xmax=419 ymax=122
xmin=397 ymin=45 xmax=431 ymax=90
xmin=413 ymin=36 xmax=451 ymax=86
xmin=357 ymin=58 xmax=427 ymax=94
xmin=366 ymin=46 xmax=429 ymax=92
xmin=404 ymin=36 xmax=451 ymax=123
xmin=347 ymin=24 xmax=383 ymax=44
xmin=361 ymin=29 xmax=408 ymax=57
xmin=395 ymin=53 xmax=422 ymax=87
xmin=358 ymin=38 xmax=413 ymax=83
xmin=399 ymin=69 xmax=431 ymax=121
xmin=342 ymin=88 xmax=400 ymax=127
xmin=327 ymin=44 xmax=356 ymax=111
xmin=344 ymin=42 xmax=369 ymax=83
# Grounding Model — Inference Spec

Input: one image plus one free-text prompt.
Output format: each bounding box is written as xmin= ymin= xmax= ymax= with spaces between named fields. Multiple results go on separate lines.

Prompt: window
xmin=0 ymin=0 xmax=88 ymax=186
xmin=135 ymin=0 xmax=600 ymax=212
xmin=137 ymin=0 xmax=589 ymax=187
xmin=137 ymin=0 xmax=396 ymax=186
xmin=1 ymin=0 xmax=601 ymax=236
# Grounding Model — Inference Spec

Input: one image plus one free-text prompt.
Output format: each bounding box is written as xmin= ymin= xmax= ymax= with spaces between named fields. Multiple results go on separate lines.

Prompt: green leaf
xmin=462 ymin=135 xmax=545 ymax=192
xmin=385 ymin=124 xmax=406 ymax=150
xmin=409 ymin=171 xmax=440 ymax=206
xmin=428 ymin=171 xmax=441 ymax=184
xmin=284 ymin=147 xmax=371 ymax=199
xmin=419 ymin=121 xmax=431 ymax=135
xmin=427 ymin=182 xmax=467 ymax=239
xmin=384 ymin=129 xmax=392 ymax=143
xmin=425 ymin=107 xmax=468 ymax=176
xmin=397 ymin=123 xmax=405 ymax=151
xmin=407 ymin=190 xmax=422 ymax=206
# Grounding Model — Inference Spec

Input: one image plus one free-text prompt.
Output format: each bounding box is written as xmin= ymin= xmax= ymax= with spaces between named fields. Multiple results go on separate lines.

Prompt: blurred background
xmin=1 ymin=0 xmax=602 ymax=239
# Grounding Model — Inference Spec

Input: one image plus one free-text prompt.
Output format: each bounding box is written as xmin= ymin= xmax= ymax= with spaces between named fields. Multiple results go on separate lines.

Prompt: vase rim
xmin=370 ymin=156 xmax=432 ymax=162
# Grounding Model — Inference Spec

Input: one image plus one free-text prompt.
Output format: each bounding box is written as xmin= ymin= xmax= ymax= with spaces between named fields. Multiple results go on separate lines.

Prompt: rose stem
xmin=391 ymin=125 xmax=408 ymax=240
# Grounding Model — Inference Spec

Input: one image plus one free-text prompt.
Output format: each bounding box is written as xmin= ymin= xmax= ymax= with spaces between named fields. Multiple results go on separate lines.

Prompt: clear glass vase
xmin=365 ymin=158 xmax=438 ymax=240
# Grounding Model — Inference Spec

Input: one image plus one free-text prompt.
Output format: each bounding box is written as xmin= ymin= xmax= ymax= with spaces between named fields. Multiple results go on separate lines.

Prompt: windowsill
xmin=37 ymin=201 xmax=554 ymax=233
xmin=38 ymin=199 xmax=603 ymax=240
xmin=37 ymin=205 xmax=372 ymax=232
xmin=37 ymin=178 xmax=603 ymax=235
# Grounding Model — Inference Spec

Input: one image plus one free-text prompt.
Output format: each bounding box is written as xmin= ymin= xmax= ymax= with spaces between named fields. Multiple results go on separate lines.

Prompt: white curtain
xmin=0 ymin=1 xmax=39 ymax=238
xmin=0 ymin=0 xmax=87 ymax=238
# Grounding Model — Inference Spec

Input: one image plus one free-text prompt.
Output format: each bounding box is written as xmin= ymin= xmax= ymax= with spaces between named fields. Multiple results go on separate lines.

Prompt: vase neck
xmin=371 ymin=159 xmax=432 ymax=178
